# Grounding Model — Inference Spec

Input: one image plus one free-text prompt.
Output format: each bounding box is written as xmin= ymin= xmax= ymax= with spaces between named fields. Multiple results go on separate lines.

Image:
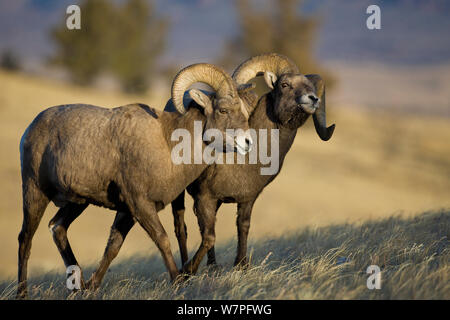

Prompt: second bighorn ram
xmin=173 ymin=53 xmax=336 ymax=273
xmin=17 ymin=63 xmax=252 ymax=298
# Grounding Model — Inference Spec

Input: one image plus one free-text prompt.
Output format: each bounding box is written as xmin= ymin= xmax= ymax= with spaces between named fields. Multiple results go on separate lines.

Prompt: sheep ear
xmin=189 ymin=89 xmax=213 ymax=114
xmin=263 ymin=71 xmax=277 ymax=89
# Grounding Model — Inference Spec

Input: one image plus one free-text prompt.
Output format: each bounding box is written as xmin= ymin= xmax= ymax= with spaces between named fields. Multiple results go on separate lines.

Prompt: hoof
xmin=180 ymin=262 xmax=197 ymax=276
xmin=16 ymin=282 xmax=28 ymax=300
xmin=174 ymin=272 xmax=191 ymax=284
xmin=234 ymin=258 xmax=250 ymax=270
xmin=206 ymin=258 xmax=217 ymax=266
xmin=16 ymin=291 xmax=28 ymax=300
xmin=84 ymin=279 xmax=100 ymax=292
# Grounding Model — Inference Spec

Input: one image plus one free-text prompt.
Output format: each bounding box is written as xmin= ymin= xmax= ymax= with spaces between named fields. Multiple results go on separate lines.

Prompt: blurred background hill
xmin=2 ymin=0 xmax=450 ymax=67
xmin=1 ymin=0 xmax=449 ymax=113
xmin=0 ymin=0 xmax=449 ymax=279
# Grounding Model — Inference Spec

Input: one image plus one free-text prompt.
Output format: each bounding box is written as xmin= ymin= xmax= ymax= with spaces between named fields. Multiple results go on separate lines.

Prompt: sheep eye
xmin=281 ymin=83 xmax=289 ymax=88
xmin=219 ymin=108 xmax=229 ymax=114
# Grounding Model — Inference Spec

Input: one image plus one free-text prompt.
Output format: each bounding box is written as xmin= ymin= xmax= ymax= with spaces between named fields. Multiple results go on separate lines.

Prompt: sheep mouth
xmin=234 ymin=140 xmax=251 ymax=155
xmin=234 ymin=145 xmax=246 ymax=155
xmin=297 ymin=103 xmax=317 ymax=115
xmin=223 ymin=133 xmax=252 ymax=155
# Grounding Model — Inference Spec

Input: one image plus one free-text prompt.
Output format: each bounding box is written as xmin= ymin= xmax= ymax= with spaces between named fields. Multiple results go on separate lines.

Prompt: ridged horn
xmin=232 ymin=53 xmax=299 ymax=85
xmin=171 ymin=63 xmax=237 ymax=114
xmin=313 ymin=87 xmax=335 ymax=141
xmin=306 ymin=74 xmax=335 ymax=141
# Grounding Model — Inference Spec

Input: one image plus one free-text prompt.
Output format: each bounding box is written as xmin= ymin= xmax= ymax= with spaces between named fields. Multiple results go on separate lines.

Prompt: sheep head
xmin=171 ymin=63 xmax=253 ymax=153
xmin=232 ymin=53 xmax=335 ymax=141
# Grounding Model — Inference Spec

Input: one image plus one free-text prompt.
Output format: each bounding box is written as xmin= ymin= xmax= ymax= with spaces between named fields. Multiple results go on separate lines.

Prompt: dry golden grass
xmin=0 ymin=68 xmax=449 ymax=297
xmin=0 ymin=210 xmax=448 ymax=299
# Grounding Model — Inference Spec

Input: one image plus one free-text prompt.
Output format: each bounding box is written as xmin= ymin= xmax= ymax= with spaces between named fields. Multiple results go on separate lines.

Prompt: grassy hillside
xmin=0 ymin=68 xmax=449 ymax=290
xmin=0 ymin=210 xmax=448 ymax=299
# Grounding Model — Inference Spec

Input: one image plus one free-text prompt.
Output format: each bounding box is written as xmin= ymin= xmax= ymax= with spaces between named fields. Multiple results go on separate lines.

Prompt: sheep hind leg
xmin=234 ymin=200 xmax=255 ymax=269
xmin=206 ymin=200 xmax=222 ymax=267
xmin=86 ymin=211 xmax=135 ymax=290
xmin=172 ymin=190 xmax=189 ymax=267
xmin=48 ymin=202 xmax=88 ymax=289
xmin=182 ymin=196 xmax=216 ymax=275
xmin=17 ymin=181 xmax=50 ymax=299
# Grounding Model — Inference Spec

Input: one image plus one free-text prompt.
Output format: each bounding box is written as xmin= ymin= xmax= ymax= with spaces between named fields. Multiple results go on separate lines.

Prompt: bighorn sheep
xmin=17 ymin=63 xmax=252 ymax=298
xmin=172 ymin=53 xmax=335 ymax=273
xmin=88 ymin=53 xmax=335 ymax=277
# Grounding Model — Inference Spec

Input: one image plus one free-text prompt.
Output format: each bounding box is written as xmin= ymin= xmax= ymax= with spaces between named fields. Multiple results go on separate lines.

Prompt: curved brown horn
xmin=171 ymin=63 xmax=237 ymax=114
xmin=313 ymin=88 xmax=335 ymax=141
xmin=306 ymin=74 xmax=335 ymax=141
xmin=232 ymin=53 xmax=299 ymax=85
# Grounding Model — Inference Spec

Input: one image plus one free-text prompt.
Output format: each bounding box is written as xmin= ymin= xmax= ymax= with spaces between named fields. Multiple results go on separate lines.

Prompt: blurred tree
xmin=221 ymin=0 xmax=334 ymax=88
xmin=50 ymin=0 xmax=167 ymax=93
xmin=110 ymin=0 xmax=168 ymax=93
xmin=0 ymin=50 xmax=21 ymax=71
xmin=50 ymin=0 xmax=115 ymax=85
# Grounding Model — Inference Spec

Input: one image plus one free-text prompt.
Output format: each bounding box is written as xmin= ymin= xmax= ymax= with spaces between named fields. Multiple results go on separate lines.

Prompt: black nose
xmin=309 ymin=95 xmax=318 ymax=103
xmin=245 ymin=137 xmax=253 ymax=152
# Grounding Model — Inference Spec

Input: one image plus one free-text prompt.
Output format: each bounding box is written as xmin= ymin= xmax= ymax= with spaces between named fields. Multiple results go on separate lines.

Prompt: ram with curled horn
xmin=93 ymin=53 xmax=336 ymax=277
xmin=16 ymin=63 xmax=252 ymax=298
xmin=233 ymin=53 xmax=335 ymax=140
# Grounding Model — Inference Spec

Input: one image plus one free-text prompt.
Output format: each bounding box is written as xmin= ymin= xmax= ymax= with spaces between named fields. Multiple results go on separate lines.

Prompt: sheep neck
xmin=159 ymin=106 xmax=210 ymax=182
xmin=250 ymin=94 xmax=299 ymax=164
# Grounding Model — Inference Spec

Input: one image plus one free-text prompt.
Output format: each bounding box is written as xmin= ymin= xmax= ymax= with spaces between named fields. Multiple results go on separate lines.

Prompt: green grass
xmin=1 ymin=210 xmax=448 ymax=300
